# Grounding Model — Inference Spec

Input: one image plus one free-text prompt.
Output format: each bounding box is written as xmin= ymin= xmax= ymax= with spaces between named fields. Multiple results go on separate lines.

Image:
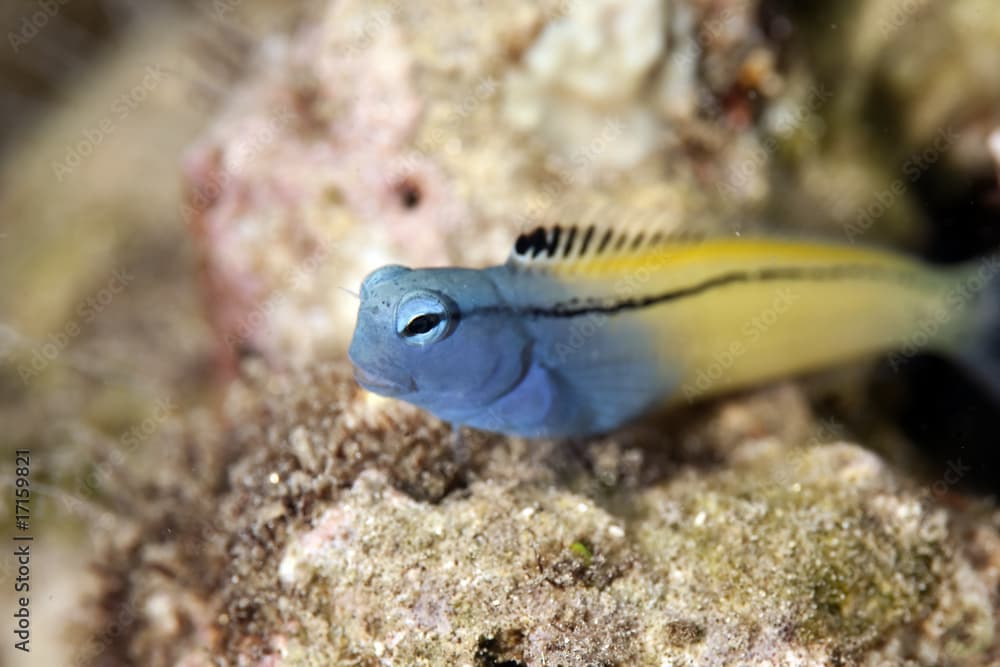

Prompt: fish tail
xmin=951 ymin=254 xmax=1000 ymax=399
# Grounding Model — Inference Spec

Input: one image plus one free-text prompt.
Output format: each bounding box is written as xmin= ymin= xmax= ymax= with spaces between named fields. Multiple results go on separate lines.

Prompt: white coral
xmin=503 ymin=0 xmax=668 ymax=179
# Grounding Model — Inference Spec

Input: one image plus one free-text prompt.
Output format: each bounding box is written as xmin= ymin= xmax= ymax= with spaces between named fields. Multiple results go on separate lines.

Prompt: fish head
xmin=348 ymin=265 xmax=531 ymax=420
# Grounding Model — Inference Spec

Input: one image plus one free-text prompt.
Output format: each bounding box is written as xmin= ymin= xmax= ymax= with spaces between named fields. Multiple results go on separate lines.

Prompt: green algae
xmin=569 ymin=540 xmax=594 ymax=565
xmin=632 ymin=443 xmax=947 ymax=657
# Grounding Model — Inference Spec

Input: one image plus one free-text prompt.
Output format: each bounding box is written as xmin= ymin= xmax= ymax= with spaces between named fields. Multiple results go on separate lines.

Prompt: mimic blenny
xmin=349 ymin=225 xmax=1000 ymax=438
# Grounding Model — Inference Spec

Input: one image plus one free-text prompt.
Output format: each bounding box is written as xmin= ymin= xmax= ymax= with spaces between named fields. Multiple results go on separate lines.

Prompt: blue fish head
xmin=348 ymin=265 xmax=531 ymax=422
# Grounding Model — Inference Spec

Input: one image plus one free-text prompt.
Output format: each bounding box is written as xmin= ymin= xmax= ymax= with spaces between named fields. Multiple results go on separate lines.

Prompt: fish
xmin=348 ymin=224 xmax=1000 ymax=438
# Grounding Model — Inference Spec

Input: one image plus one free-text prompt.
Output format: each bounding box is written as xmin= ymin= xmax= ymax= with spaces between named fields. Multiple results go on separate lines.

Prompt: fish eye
xmin=395 ymin=290 xmax=457 ymax=345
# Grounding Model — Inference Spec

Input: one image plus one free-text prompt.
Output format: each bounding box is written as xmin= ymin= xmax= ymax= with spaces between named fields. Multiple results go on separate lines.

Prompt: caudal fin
xmin=954 ymin=254 xmax=1000 ymax=400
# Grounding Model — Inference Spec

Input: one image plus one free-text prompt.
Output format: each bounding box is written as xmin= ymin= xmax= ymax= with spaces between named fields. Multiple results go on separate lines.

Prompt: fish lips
xmin=352 ymin=364 xmax=415 ymax=397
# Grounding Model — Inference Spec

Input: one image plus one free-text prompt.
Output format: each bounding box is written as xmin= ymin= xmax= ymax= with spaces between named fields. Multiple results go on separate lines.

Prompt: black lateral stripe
xmin=631 ymin=232 xmax=645 ymax=250
xmin=614 ymin=232 xmax=628 ymax=251
xmin=579 ymin=225 xmax=596 ymax=255
xmin=563 ymin=226 xmax=578 ymax=258
xmin=467 ymin=263 xmax=920 ymax=320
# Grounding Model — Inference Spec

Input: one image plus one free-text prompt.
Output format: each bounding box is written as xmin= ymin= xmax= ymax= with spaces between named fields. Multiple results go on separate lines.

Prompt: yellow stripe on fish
xmin=349 ymin=224 xmax=1000 ymax=438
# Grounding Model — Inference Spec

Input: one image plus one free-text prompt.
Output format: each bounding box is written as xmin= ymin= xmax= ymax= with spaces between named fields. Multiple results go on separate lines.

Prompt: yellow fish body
xmin=349 ymin=225 xmax=1000 ymax=437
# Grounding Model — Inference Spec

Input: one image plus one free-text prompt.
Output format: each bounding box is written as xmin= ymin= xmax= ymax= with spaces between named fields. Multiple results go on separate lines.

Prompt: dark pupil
xmin=404 ymin=313 xmax=441 ymax=336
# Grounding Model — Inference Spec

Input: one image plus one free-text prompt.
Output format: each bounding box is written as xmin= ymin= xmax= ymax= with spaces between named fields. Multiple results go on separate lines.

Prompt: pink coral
xmin=183 ymin=1 xmax=472 ymax=373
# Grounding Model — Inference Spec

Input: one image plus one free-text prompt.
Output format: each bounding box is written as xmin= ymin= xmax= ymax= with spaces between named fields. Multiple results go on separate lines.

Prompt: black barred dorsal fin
xmin=508 ymin=224 xmax=703 ymax=269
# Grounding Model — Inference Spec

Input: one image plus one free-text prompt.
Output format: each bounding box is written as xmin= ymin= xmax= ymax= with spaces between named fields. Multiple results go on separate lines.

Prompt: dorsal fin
xmin=508 ymin=224 xmax=704 ymax=270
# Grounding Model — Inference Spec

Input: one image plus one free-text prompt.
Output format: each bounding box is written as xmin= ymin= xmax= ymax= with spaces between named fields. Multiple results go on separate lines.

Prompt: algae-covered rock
xmin=81 ymin=363 xmax=999 ymax=665
xmin=4 ymin=0 xmax=1000 ymax=665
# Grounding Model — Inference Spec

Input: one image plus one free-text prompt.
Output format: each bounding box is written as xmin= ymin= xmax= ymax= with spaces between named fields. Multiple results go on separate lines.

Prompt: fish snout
xmin=351 ymin=363 xmax=415 ymax=397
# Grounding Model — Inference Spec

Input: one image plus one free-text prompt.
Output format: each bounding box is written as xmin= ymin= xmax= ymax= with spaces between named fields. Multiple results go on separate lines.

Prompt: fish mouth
xmin=352 ymin=365 xmax=415 ymax=397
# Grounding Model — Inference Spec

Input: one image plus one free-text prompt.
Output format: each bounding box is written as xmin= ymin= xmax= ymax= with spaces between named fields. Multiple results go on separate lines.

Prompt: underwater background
xmin=1 ymin=0 xmax=999 ymax=664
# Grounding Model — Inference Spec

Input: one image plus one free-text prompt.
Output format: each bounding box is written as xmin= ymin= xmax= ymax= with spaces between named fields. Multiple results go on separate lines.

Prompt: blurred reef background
xmin=1 ymin=0 xmax=1000 ymax=665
